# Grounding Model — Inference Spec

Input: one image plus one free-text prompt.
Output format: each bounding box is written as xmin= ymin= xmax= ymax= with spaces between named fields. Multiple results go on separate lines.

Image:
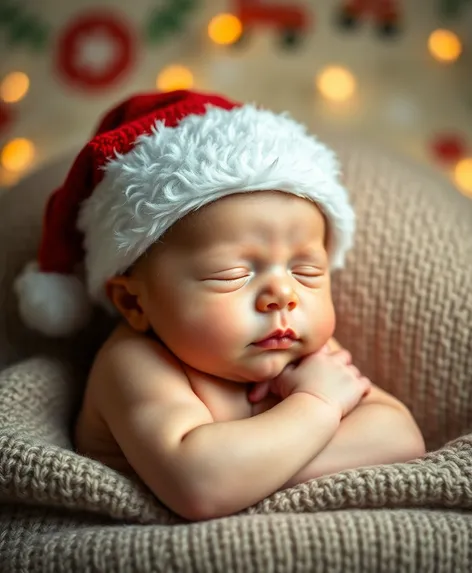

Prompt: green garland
xmin=0 ymin=0 xmax=198 ymax=52
xmin=0 ymin=0 xmax=49 ymax=50
xmin=145 ymin=0 xmax=198 ymax=44
xmin=439 ymin=0 xmax=472 ymax=18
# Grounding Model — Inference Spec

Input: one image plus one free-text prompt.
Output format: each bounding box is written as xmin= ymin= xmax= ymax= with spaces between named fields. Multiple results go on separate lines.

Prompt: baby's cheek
xmin=307 ymin=299 xmax=336 ymax=348
xmin=211 ymin=306 xmax=248 ymax=344
xmin=319 ymin=309 xmax=336 ymax=343
xmin=182 ymin=299 xmax=245 ymax=345
xmin=321 ymin=299 xmax=336 ymax=330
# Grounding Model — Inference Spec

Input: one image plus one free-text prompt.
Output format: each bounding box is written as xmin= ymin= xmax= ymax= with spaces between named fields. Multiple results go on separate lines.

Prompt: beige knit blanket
xmin=1 ymin=141 xmax=471 ymax=571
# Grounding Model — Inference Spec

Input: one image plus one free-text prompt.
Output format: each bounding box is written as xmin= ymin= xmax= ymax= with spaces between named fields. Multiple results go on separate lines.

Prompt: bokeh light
xmin=0 ymin=71 xmax=30 ymax=103
xmin=208 ymin=13 xmax=242 ymax=45
xmin=316 ymin=66 xmax=356 ymax=103
xmin=454 ymin=158 xmax=472 ymax=197
xmin=428 ymin=29 xmax=462 ymax=63
xmin=156 ymin=65 xmax=194 ymax=92
xmin=1 ymin=138 xmax=35 ymax=172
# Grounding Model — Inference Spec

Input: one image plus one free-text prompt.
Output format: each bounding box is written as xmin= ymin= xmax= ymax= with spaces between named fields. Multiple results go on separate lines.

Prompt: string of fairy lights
xmin=0 ymin=11 xmax=471 ymax=197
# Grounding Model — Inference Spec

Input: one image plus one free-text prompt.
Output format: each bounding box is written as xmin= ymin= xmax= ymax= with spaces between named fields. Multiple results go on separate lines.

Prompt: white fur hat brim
xmin=78 ymin=104 xmax=355 ymax=309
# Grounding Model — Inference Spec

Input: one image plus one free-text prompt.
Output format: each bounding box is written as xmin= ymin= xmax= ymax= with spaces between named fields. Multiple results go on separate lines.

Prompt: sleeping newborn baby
xmin=14 ymin=90 xmax=425 ymax=521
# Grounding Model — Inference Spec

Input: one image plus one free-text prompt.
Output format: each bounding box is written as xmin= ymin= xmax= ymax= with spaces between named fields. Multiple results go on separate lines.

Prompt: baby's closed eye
xmin=205 ymin=268 xmax=251 ymax=281
xmin=291 ymin=266 xmax=325 ymax=286
xmin=201 ymin=268 xmax=252 ymax=290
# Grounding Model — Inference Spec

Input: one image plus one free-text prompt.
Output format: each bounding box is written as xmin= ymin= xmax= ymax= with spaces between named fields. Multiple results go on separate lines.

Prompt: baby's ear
xmin=105 ymin=276 xmax=150 ymax=333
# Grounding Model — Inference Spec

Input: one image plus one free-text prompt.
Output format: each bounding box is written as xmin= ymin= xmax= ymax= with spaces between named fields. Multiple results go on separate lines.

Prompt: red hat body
xmin=39 ymin=90 xmax=240 ymax=274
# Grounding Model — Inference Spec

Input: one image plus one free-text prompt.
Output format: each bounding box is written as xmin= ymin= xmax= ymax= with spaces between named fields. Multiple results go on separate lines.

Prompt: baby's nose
xmin=256 ymin=284 xmax=299 ymax=312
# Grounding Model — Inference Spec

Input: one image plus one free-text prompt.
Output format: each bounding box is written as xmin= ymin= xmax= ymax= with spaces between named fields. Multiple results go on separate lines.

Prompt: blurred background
xmin=0 ymin=0 xmax=471 ymax=199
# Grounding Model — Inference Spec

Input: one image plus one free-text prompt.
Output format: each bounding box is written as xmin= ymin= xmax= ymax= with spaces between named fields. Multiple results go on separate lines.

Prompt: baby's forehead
xmin=148 ymin=200 xmax=327 ymax=266
xmin=166 ymin=192 xmax=325 ymax=244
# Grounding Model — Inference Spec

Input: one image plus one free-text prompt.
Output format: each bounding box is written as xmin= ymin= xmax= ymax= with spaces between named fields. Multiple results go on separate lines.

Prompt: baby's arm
xmin=94 ymin=326 xmax=341 ymax=521
xmin=282 ymin=339 xmax=426 ymax=487
xmin=282 ymin=384 xmax=426 ymax=487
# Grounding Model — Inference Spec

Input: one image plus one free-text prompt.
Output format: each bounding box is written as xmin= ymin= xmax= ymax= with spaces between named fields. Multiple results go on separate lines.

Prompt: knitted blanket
xmin=1 ymin=141 xmax=471 ymax=571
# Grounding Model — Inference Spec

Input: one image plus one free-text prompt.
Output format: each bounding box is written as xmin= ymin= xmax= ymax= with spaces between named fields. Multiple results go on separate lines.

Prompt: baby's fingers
xmin=360 ymin=376 xmax=372 ymax=396
xmin=349 ymin=365 xmax=361 ymax=377
xmin=333 ymin=349 xmax=352 ymax=365
xmin=248 ymin=381 xmax=271 ymax=403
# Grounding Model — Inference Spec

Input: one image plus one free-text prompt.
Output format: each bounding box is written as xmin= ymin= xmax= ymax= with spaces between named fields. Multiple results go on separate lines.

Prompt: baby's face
xmin=126 ymin=191 xmax=335 ymax=382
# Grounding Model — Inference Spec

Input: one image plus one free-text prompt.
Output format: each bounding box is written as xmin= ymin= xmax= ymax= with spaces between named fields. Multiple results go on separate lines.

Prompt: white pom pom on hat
xmin=14 ymin=89 xmax=355 ymax=337
xmin=14 ymin=262 xmax=92 ymax=337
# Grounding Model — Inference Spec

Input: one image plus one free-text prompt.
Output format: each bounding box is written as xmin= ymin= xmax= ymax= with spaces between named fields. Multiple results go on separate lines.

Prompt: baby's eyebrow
xmin=293 ymin=247 xmax=327 ymax=260
xmin=197 ymin=244 xmax=240 ymax=258
xmin=198 ymin=243 xmax=327 ymax=263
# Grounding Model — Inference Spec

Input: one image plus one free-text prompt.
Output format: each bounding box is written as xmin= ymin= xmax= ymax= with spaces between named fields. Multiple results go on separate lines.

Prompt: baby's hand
xmin=247 ymin=345 xmax=336 ymax=405
xmin=246 ymin=345 xmax=348 ymax=404
xmin=247 ymin=380 xmax=272 ymax=403
xmin=251 ymin=346 xmax=371 ymax=419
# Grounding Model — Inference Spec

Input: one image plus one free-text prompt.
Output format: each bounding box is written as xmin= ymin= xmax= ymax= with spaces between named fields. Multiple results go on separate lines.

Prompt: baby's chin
xmin=235 ymin=353 xmax=294 ymax=383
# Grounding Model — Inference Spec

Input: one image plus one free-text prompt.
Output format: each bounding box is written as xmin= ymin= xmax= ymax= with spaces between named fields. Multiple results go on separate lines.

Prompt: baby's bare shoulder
xmin=84 ymin=324 xmax=215 ymax=505
xmin=91 ymin=323 xmax=193 ymax=412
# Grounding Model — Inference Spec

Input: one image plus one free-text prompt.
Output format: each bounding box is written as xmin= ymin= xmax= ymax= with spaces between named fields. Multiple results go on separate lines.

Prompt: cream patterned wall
xmin=0 ymin=0 xmax=471 ymax=198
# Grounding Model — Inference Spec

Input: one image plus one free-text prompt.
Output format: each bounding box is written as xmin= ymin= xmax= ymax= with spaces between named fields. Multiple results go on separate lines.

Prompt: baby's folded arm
xmin=96 ymin=329 xmax=340 ymax=521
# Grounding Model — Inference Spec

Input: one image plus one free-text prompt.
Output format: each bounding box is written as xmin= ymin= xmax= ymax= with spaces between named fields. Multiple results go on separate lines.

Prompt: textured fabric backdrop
xmin=0 ymin=139 xmax=471 ymax=571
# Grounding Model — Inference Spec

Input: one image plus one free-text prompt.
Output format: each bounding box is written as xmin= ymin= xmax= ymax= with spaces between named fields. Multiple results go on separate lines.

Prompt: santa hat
xmin=14 ymin=89 xmax=355 ymax=337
